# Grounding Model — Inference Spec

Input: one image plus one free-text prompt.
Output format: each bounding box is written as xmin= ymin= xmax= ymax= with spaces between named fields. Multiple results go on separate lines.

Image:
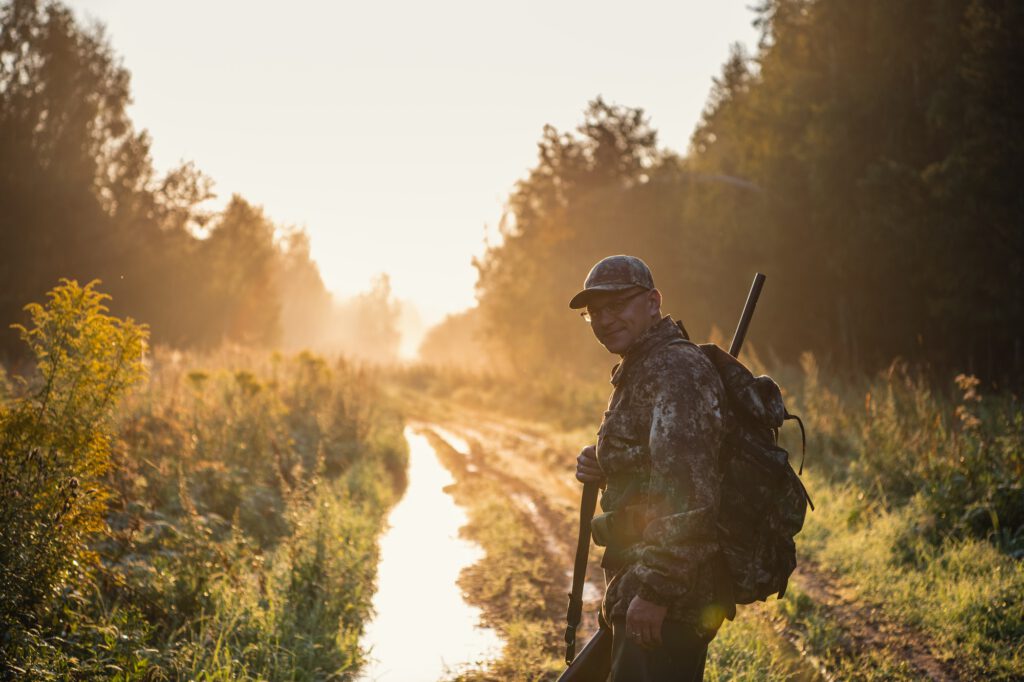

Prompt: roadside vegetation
xmin=776 ymin=355 xmax=1024 ymax=680
xmin=1 ymin=280 xmax=407 ymax=681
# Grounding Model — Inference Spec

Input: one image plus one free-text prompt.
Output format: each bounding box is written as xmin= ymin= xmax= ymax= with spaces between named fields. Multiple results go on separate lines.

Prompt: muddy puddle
xmin=357 ymin=427 xmax=501 ymax=681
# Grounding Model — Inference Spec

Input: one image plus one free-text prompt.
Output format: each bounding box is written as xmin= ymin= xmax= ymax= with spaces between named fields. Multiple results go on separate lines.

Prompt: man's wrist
xmin=637 ymin=582 xmax=669 ymax=606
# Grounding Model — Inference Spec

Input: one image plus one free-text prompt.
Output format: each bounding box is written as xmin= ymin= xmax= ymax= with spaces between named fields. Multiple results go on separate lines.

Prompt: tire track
xmin=426 ymin=413 xmax=960 ymax=681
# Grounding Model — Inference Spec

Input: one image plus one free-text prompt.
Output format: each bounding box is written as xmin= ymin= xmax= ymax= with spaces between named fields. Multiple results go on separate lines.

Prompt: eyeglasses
xmin=580 ymin=289 xmax=649 ymax=323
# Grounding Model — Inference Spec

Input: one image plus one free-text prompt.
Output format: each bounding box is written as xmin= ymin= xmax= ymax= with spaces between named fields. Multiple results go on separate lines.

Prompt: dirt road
xmin=415 ymin=410 xmax=963 ymax=681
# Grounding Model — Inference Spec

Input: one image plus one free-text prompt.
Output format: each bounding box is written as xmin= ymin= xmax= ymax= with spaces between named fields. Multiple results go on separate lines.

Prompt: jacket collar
xmin=609 ymin=315 xmax=683 ymax=386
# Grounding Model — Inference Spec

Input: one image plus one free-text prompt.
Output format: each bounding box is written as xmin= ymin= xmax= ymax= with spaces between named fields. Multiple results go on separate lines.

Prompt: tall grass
xmin=792 ymin=355 xmax=1023 ymax=551
xmin=1 ymin=281 xmax=407 ymax=680
xmin=781 ymin=354 xmax=1024 ymax=679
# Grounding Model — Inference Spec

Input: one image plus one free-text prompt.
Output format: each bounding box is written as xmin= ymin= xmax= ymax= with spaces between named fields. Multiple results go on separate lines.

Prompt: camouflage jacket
xmin=595 ymin=315 xmax=730 ymax=630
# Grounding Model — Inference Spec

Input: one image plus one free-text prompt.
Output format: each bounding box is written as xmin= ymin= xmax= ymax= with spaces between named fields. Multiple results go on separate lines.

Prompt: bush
xmin=0 ymin=280 xmax=147 ymax=649
xmin=793 ymin=355 xmax=1024 ymax=551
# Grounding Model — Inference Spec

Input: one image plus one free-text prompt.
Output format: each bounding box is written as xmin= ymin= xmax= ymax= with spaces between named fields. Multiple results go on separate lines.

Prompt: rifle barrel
xmin=728 ymin=273 xmax=766 ymax=358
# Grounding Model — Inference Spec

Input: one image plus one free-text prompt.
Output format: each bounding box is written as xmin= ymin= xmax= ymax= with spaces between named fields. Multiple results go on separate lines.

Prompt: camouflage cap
xmin=568 ymin=255 xmax=655 ymax=309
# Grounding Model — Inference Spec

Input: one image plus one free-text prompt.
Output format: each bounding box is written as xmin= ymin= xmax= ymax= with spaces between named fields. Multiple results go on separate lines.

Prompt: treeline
xmin=429 ymin=0 xmax=1022 ymax=381
xmin=0 ymin=1 xmax=401 ymax=362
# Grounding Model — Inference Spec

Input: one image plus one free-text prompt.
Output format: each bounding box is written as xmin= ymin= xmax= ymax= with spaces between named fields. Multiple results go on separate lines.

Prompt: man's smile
xmin=597 ymin=327 xmax=625 ymax=342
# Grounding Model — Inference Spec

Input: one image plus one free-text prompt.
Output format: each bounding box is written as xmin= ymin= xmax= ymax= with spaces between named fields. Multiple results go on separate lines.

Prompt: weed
xmin=1 ymin=282 xmax=407 ymax=680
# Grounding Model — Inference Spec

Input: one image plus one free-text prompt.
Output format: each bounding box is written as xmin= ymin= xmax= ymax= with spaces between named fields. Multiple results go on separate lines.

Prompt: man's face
xmin=584 ymin=287 xmax=662 ymax=355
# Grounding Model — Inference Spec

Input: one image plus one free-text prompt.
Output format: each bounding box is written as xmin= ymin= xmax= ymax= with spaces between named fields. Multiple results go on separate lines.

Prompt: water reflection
xmin=430 ymin=426 xmax=472 ymax=456
xmin=357 ymin=427 xmax=502 ymax=681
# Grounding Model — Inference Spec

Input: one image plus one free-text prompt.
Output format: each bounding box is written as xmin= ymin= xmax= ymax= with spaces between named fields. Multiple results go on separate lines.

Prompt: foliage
xmin=473 ymin=98 xmax=666 ymax=379
xmin=470 ymin=0 xmax=1024 ymax=380
xmin=792 ymin=481 xmax=1024 ymax=679
xmin=689 ymin=0 xmax=1024 ymax=374
xmin=418 ymin=308 xmax=492 ymax=371
xmin=320 ymin=275 xmax=404 ymax=364
xmin=0 ymin=282 xmax=408 ymax=679
xmin=775 ymin=357 xmax=1024 ymax=678
xmin=0 ymin=280 xmax=147 ymax=643
xmin=0 ymin=0 xmax=370 ymax=357
xmin=793 ymin=356 xmax=1024 ymax=551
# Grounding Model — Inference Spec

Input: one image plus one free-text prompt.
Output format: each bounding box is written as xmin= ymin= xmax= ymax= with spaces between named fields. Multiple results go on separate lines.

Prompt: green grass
xmin=772 ymin=584 xmax=923 ymax=681
xmin=792 ymin=477 xmax=1024 ymax=679
xmin=2 ymin=285 xmax=408 ymax=680
xmin=778 ymin=353 xmax=1024 ymax=679
xmin=705 ymin=608 xmax=821 ymax=682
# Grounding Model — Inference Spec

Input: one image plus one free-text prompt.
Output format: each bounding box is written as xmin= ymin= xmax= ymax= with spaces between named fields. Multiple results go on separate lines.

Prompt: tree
xmin=474 ymin=98 xmax=664 ymax=376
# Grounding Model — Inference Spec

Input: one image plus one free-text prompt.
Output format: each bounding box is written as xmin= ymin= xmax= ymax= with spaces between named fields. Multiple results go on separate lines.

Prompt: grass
xmin=705 ymin=608 xmax=821 ymax=682
xmin=789 ymin=475 xmax=1024 ymax=679
xmin=2 ymin=285 xmax=408 ymax=682
xmin=772 ymin=583 xmax=923 ymax=681
xmin=778 ymin=354 xmax=1024 ymax=679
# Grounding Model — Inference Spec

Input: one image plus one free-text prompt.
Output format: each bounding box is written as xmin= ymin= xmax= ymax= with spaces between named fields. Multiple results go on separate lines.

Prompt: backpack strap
xmin=783 ymin=411 xmax=813 ymax=510
xmin=784 ymin=411 xmax=807 ymax=475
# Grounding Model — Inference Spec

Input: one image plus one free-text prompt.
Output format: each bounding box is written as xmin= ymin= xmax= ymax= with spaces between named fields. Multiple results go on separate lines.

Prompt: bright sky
xmin=68 ymin=0 xmax=760 ymax=345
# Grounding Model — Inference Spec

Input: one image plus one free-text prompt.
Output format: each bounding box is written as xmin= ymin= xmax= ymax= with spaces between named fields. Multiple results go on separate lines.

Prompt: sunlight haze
xmin=67 ymin=0 xmax=760 ymax=351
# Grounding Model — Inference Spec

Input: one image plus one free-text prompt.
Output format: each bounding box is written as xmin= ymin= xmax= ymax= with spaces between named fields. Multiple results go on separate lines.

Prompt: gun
xmin=558 ymin=273 xmax=767 ymax=680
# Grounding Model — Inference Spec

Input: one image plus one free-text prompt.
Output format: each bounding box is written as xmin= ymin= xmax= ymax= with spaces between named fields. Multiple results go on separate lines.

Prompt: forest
xmin=2 ymin=0 xmax=1022 ymax=680
xmin=427 ymin=0 xmax=1023 ymax=383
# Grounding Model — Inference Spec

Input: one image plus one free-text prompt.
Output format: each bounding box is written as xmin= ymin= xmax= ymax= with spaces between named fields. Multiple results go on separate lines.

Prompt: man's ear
xmin=649 ymin=288 xmax=663 ymax=315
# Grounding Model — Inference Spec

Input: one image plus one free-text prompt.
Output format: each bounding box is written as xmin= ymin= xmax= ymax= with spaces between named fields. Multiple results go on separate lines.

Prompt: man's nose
xmin=593 ymin=309 xmax=620 ymax=326
xmin=592 ymin=315 xmax=617 ymax=333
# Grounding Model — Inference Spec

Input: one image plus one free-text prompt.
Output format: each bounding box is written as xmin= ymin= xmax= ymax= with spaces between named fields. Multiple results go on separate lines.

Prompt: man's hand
xmin=575 ymin=445 xmax=606 ymax=485
xmin=626 ymin=595 xmax=668 ymax=649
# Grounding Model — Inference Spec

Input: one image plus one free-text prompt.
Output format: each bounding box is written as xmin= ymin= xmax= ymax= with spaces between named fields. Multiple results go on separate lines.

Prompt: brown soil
xmin=788 ymin=561 xmax=963 ymax=681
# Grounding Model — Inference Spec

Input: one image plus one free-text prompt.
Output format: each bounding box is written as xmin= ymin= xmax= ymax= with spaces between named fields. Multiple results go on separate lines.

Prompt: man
xmin=571 ymin=255 xmax=729 ymax=682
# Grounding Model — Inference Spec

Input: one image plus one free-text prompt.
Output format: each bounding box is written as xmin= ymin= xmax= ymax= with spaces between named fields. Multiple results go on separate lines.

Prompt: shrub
xmin=0 ymin=280 xmax=147 ymax=657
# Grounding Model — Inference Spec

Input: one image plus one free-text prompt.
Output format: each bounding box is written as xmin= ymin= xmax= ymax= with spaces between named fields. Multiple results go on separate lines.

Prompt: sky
xmin=67 ymin=0 xmax=761 ymax=353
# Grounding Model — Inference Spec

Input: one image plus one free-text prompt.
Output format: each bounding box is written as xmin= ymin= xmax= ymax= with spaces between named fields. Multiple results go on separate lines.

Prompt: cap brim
xmin=568 ymin=283 xmax=638 ymax=309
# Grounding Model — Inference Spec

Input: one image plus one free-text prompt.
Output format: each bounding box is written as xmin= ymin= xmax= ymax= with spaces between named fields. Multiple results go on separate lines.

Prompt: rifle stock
xmin=563 ymin=481 xmax=599 ymax=664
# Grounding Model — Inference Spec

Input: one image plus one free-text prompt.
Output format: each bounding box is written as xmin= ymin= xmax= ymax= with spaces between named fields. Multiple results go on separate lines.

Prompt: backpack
xmin=699 ymin=343 xmax=814 ymax=607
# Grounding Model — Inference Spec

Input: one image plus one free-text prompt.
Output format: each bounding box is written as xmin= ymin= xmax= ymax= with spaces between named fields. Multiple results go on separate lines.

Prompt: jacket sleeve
xmin=633 ymin=348 xmax=727 ymax=605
